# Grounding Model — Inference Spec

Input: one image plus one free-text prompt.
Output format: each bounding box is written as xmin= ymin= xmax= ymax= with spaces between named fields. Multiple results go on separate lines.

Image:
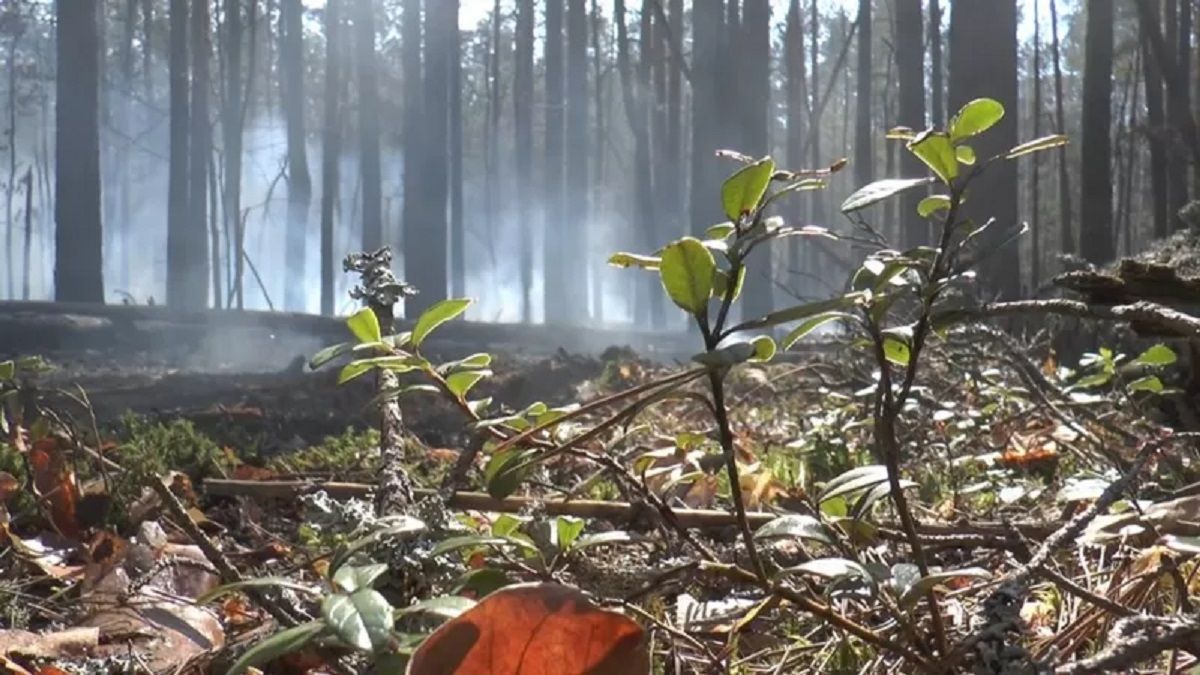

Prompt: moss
xmin=270 ymin=427 xmax=382 ymax=477
xmin=108 ymin=416 xmax=227 ymax=519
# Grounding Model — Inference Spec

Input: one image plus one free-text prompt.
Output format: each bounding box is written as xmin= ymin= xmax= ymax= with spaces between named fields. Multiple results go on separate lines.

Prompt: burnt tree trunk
xmin=320 ymin=0 xmax=343 ymax=316
xmin=280 ymin=0 xmax=312 ymax=311
xmin=1080 ymin=0 xmax=1114 ymax=265
xmin=54 ymin=0 xmax=105 ymax=303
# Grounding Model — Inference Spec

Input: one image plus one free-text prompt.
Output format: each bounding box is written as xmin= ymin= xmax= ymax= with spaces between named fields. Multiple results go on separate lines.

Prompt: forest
xmin=7 ymin=0 xmax=1200 ymax=674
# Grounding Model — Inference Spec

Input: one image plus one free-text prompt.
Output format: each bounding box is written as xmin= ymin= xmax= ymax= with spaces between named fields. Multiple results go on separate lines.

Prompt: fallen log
xmin=203 ymin=478 xmax=1056 ymax=544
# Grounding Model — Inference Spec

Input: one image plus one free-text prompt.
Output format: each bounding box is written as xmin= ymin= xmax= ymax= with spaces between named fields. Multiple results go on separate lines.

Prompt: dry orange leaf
xmin=29 ymin=437 xmax=81 ymax=538
xmin=0 ymin=471 xmax=20 ymax=502
xmin=407 ymin=583 xmax=648 ymax=675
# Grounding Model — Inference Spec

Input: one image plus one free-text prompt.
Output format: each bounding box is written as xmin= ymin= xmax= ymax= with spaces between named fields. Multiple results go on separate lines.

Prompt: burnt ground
xmin=0 ymin=301 xmax=695 ymax=449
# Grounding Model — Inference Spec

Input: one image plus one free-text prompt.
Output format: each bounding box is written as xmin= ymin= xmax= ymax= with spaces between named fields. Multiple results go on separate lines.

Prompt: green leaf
xmin=484 ymin=447 xmax=539 ymax=498
xmin=949 ymin=98 xmax=1005 ymax=142
xmin=555 ymin=516 xmax=586 ymax=551
xmin=820 ymin=465 xmax=890 ymax=503
xmin=446 ymin=370 xmax=490 ymax=398
xmin=574 ymin=531 xmax=646 ymax=550
xmin=333 ymin=564 xmax=389 ymax=593
xmin=322 ymin=589 xmax=394 ymax=653
xmin=412 ymin=298 xmax=472 ymax=347
xmin=733 ymin=293 xmax=865 ymax=332
xmin=1005 ymin=134 xmax=1069 ymax=159
xmin=226 ymin=621 xmax=326 ymax=675
xmin=908 ymin=131 xmax=959 ymax=184
xmin=329 ymin=516 xmax=426 ymax=575
xmin=429 ymin=535 xmax=539 ymax=558
xmin=851 ymin=480 xmax=916 ymax=519
xmin=753 ymin=515 xmax=833 ymax=545
xmin=782 ymin=312 xmax=853 ymax=349
xmin=782 ymin=558 xmax=874 ymax=584
xmin=608 ymin=252 xmax=662 ymax=270
xmin=1162 ymin=535 xmax=1200 ymax=556
xmin=840 ymin=178 xmax=933 ymax=213
xmin=346 ymin=308 xmax=382 ymax=344
xmin=712 ymin=267 xmax=747 ymax=302
xmin=886 ymin=126 xmax=918 ymax=140
xmin=705 ymin=222 xmax=737 ymax=240
xmin=1133 ymin=344 xmax=1177 ymax=367
xmin=659 ymin=237 xmax=717 ymax=315
xmin=196 ymin=577 xmax=320 ymax=605
xmin=750 ymin=336 xmax=776 ymax=363
xmin=394 ymin=595 xmax=477 ymax=621
xmin=451 ymin=568 xmax=511 ymax=598
xmin=917 ymin=195 xmax=951 ymax=218
xmin=899 ymin=568 xmax=992 ymax=608
xmin=309 ymin=342 xmax=352 ymax=370
xmin=955 ymin=145 xmax=976 ymax=165
xmin=883 ymin=335 xmax=911 ymax=366
xmin=721 ymin=157 xmax=776 ymax=221
xmin=1128 ymin=375 xmax=1164 ymax=394
xmin=438 ymin=352 xmax=493 ymax=374
xmin=0 ymin=361 xmax=12 ymax=382
xmin=692 ymin=341 xmax=757 ymax=369
xmin=337 ymin=355 xmax=423 ymax=384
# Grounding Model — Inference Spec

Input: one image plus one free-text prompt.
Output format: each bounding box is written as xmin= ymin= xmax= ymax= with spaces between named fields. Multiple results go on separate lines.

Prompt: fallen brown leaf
xmin=407 ymin=583 xmax=648 ymax=675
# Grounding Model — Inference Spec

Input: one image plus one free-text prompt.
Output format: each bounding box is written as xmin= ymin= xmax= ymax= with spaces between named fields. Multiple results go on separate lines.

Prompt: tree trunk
xmin=618 ymin=0 xmax=661 ymax=327
xmin=928 ymin=0 xmax=943 ymax=128
xmin=689 ymin=0 xmax=724 ymax=238
xmin=357 ymin=0 xmax=383 ymax=254
xmin=224 ymin=0 xmax=245 ymax=309
xmin=449 ymin=4 xmax=465 ymax=300
xmin=1166 ymin=0 xmax=1189 ymax=227
xmin=400 ymin=0 xmax=422 ymax=293
xmin=853 ymin=0 xmax=872 ymax=188
xmin=1030 ymin=0 xmax=1042 ymax=289
xmin=543 ymin=0 xmax=567 ymax=323
xmin=1049 ymin=0 xmax=1073 ymax=255
xmin=407 ymin=0 xmax=452 ymax=315
xmin=948 ymin=0 xmax=1019 ymax=298
xmin=1144 ymin=11 xmax=1170 ymax=240
xmin=192 ymin=0 xmax=214 ymax=308
xmin=515 ymin=0 xmax=534 ymax=322
xmin=786 ymin=0 xmax=807 ymax=287
xmin=280 ymin=0 xmax=311 ymax=311
xmin=320 ymin=0 xmax=342 ymax=316
xmin=808 ymin=0 xmax=825 ymax=227
xmin=741 ymin=0 xmax=772 ymax=319
xmin=6 ymin=32 xmax=19 ymax=299
xmin=896 ymin=0 xmax=925 ymax=248
xmin=1079 ymin=0 xmax=1114 ymax=265
xmin=593 ymin=0 xmax=611 ymax=321
xmin=564 ymin=0 xmax=589 ymax=323
xmin=166 ymin=0 xmax=194 ymax=307
xmin=54 ymin=0 xmax=105 ymax=303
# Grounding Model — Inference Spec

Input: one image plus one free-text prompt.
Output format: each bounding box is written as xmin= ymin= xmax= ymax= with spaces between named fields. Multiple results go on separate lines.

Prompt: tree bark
xmin=166 ymin=0 xmax=194 ymax=307
xmin=928 ymin=0 xmax=943 ymax=128
xmin=515 ymin=0 xmax=534 ymax=322
xmin=543 ymin=0 xmax=567 ymax=323
xmin=280 ymin=0 xmax=312 ymax=312
xmin=54 ymin=0 xmax=105 ymax=303
xmin=565 ymin=0 xmax=590 ymax=323
xmin=895 ymin=0 xmax=925 ymax=248
xmin=1049 ymin=0 xmax=1074 ymax=255
xmin=853 ymin=0 xmax=872 ymax=188
xmin=224 ymin=0 xmax=245 ymax=309
xmin=741 ymin=0 xmax=773 ymax=319
xmin=1080 ymin=0 xmax=1114 ymax=265
xmin=1030 ymin=0 xmax=1042 ymax=289
xmin=400 ymin=0 xmax=422 ymax=295
xmin=786 ymin=0 xmax=807 ymax=285
xmin=689 ymin=0 xmax=724 ymax=239
xmin=406 ymin=0 xmax=452 ymax=316
xmin=948 ymin=0 xmax=1019 ymax=299
xmin=357 ymin=0 xmax=383 ymax=255
xmin=1143 ymin=10 xmax=1170 ymax=240
xmin=320 ymin=0 xmax=343 ymax=316
xmin=192 ymin=0 xmax=214 ymax=308
xmin=449 ymin=3 xmax=465 ymax=299
xmin=1165 ymin=0 xmax=1189 ymax=227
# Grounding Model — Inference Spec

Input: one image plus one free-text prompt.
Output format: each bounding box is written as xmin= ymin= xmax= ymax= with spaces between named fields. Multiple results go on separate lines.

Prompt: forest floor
xmin=1 ymin=290 xmax=1199 ymax=674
